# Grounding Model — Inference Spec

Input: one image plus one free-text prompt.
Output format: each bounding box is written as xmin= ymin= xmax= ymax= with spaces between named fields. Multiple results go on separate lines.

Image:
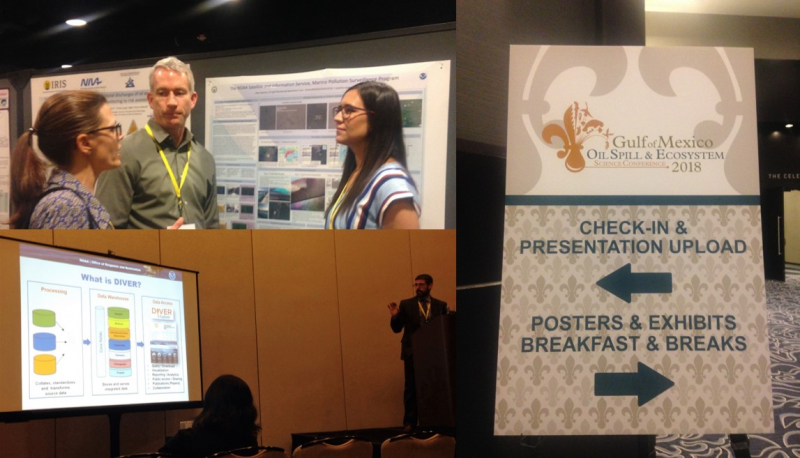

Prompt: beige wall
xmin=253 ymin=231 xmax=347 ymax=449
xmin=646 ymin=12 xmax=800 ymax=60
xmin=785 ymin=191 xmax=800 ymax=264
xmin=0 ymin=230 xmax=455 ymax=458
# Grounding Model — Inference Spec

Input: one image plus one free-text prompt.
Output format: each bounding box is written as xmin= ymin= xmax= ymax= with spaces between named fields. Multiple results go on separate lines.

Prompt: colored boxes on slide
xmin=107 ymin=307 xmax=132 ymax=377
xmin=32 ymin=309 xmax=56 ymax=327
xmin=32 ymin=309 xmax=57 ymax=375
xmin=33 ymin=354 xmax=56 ymax=375
xmin=33 ymin=332 xmax=56 ymax=351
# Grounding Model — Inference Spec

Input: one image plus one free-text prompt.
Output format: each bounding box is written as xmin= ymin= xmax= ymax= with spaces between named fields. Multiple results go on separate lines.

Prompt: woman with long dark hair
xmin=9 ymin=90 xmax=121 ymax=229
xmin=159 ymin=374 xmax=261 ymax=458
xmin=325 ymin=81 xmax=420 ymax=229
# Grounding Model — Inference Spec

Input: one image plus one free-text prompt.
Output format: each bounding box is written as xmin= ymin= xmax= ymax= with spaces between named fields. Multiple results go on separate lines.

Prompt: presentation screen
xmin=0 ymin=238 xmax=203 ymax=419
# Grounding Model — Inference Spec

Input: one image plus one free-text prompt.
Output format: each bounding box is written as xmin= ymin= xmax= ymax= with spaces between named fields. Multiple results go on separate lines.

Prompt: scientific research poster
xmin=205 ymin=60 xmax=450 ymax=229
xmin=19 ymin=244 xmax=190 ymax=411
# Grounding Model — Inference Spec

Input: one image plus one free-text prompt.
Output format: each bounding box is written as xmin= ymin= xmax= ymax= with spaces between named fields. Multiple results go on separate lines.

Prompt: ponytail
xmin=9 ymin=131 xmax=47 ymax=228
xmin=7 ymin=91 xmax=107 ymax=229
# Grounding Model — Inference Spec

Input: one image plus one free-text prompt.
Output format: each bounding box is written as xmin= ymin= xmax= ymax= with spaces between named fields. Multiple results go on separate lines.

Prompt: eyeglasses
xmin=332 ymin=105 xmax=375 ymax=120
xmin=88 ymin=123 xmax=122 ymax=137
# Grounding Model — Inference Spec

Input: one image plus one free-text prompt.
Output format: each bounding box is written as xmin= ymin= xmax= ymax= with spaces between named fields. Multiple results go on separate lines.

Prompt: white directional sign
xmin=496 ymin=46 xmax=774 ymax=435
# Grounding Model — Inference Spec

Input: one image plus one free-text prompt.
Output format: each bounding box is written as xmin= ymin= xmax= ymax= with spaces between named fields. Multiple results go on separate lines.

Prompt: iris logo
xmin=125 ymin=78 xmax=135 ymax=88
xmin=80 ymin=77 xmax=102 ymax=87
xmin=44 ymin=80 xmax=67 ymax=90
xmin=419 ymin=73 xmax=427 ymax=80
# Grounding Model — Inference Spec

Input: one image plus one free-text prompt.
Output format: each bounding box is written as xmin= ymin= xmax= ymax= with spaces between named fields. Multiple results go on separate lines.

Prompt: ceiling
xmin=0 ymin=0 xmax=455 ymax=75
xmin=1 ymin=1 xmax=794 ymax=75
xmin=646 ymin=0 xmax=800 ymax=19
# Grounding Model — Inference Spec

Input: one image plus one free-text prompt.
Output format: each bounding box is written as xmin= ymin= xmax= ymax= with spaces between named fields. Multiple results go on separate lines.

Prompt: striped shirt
xmin=325 ymin=163 xmax=420 ymax=229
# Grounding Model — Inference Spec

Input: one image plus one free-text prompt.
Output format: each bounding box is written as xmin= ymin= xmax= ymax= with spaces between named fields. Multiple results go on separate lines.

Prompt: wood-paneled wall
xmin=0 ymin=230 xmax=455 ymax=458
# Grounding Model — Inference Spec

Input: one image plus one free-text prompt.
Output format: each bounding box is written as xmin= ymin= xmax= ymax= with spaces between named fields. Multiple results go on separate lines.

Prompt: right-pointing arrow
xmin=595 ymin=362 xmax=674 ymax=406
xmin=596 ymin=263 xmax=672 ymax=303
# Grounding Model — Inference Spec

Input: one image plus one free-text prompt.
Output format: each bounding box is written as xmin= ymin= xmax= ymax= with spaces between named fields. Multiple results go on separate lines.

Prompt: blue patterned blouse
xmin=28 ymin=169 xmax=113 ymax=229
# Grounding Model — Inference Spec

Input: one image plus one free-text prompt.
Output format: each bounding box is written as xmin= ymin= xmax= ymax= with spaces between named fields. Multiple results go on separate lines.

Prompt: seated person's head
xmin=194 ymin=374 xmax=260 ymax=436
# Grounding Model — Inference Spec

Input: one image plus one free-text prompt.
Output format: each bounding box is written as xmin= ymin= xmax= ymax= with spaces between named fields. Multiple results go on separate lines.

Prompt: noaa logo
xmin=125 ymin=78 xmax=135 ymax=88
xmin=211 ymin=86 xmax=217 ymax=93
xmin=419 ymin=73 xmax=427 ymax=80
xmin=168 ymin=271 xmax=176 ymax=280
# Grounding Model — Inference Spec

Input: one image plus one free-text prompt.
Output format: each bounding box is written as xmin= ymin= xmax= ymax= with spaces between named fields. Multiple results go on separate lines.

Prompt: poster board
xmin=496 ymin=46 xmax=773 ymax=435
xmin=30 ymin=67 xmax=167 ymax=139
xmin=0 ymin=88 xmax=9 ymax=227
xmin=204 ymin=61 xmax=450 ymax=229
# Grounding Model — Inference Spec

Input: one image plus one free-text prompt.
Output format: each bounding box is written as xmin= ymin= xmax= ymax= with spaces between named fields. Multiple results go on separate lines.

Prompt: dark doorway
xmin=762 ymin=187 xmax=785 ymax=281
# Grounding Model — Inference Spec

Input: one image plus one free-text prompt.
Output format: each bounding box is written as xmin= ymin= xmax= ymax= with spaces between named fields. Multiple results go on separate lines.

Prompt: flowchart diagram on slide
xmin=27 ymin=282 xmax=85 ymax=399
xmin=22 ymin=277 xmax=186 ymax=408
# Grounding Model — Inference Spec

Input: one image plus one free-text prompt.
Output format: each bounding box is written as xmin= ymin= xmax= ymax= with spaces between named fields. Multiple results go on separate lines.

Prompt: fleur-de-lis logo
xmin=555 ymin=398 xmax=582 ymax=428
xmin=495 ymin=399 xmax=516 ymax=430
xmin=542 ymin=102 xmax=611 ymax=172
xmin=721 ymin=396 xmax=746 ymax=427
xmin=754 ymin=397 xmax=773 ymax=428
xmin=523 ymin=399 xmax=549 ymax=429
xmin=688 ymin=396 xmax=713 ymax=427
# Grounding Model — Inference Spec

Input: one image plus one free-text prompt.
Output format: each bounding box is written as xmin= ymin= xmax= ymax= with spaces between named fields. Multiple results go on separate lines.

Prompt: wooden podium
xmin=411 ymin=313 xmax=456 ymax=428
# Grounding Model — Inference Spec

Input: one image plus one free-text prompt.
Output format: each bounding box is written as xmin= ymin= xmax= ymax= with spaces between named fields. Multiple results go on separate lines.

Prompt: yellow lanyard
xmin=418 ymin=299 xmax=431 ymax=323
xmin=145 ymin=125 xmax=191 ymax=216
xmin=326 ymin=182 xmax=350 ymax=229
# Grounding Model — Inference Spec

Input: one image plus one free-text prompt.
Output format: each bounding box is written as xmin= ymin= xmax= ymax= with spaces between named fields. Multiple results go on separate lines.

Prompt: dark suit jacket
xmin=390 ymin=296 xmax=448 ymax=360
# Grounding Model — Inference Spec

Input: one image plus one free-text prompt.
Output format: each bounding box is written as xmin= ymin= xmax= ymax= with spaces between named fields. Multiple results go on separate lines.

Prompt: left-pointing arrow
xmin=595 ymin=362 xmax=674 ymax=406
xmin=596 ymin=263 xmax=672 ymax=303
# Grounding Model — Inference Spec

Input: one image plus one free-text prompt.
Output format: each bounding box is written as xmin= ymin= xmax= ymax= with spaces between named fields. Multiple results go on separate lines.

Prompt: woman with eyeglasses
xmin=9 ymin=90 xmax=122 ymax=229
xmin=325 ymin=81 xmax=420 ymax=229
